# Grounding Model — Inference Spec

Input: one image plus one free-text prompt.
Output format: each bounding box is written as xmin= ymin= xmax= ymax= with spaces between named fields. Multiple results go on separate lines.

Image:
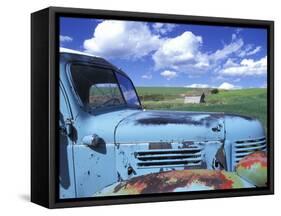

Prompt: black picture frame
xmin=31 ymin=6 xmax=274 ymax=208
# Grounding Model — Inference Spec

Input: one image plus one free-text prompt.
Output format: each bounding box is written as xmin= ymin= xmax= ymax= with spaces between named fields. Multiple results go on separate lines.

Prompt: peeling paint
xmin=213 ymin=145 xmax=227 ymax=170
xmin=134 ymin=111 xmax=224 ymax=128
xmin=236 ymin=151 xmax=267 ymax=187
xmin=115 ymin=111 xmax=226 ymax=144
xmin=94 ymin=169 xmax=253 ymax=196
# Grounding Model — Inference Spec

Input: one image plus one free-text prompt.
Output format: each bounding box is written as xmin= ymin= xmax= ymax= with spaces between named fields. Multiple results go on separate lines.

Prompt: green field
xmin=136 ymin=87 xmax=267 ymax=131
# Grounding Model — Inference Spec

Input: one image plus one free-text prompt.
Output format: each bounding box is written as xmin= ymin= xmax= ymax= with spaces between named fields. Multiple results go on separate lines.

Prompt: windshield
xmin=70 ymin=64 xmax=140 ymax=111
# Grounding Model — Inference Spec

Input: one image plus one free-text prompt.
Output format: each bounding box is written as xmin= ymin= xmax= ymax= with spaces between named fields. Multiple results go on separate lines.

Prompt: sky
xmin=60 ymin=17 xmax=267 ymax=89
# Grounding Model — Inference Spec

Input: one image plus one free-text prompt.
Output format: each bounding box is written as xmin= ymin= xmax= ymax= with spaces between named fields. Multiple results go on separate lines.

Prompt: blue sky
xmin=60 ymin=17 xmax=267 ymax=89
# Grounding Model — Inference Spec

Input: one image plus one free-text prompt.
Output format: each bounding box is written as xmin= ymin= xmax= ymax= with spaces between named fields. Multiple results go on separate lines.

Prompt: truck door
xmin=59 ymin=82 xmax=77 ymax=199
xmin=67 ymin=64 xmax=120 ymax=197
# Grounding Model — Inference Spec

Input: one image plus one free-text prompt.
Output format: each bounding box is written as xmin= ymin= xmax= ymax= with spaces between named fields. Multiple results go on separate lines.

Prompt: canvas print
xmin=59 ymin=17 xmax=268 ymax=199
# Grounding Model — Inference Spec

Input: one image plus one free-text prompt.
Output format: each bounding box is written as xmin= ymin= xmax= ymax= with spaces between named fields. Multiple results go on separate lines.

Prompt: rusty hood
xmin=94 ymin=169 xmax=253 ymax=196
xmin=114 ymin=110 xmax=225 ymax=143
xmin=94 ymin=151 xmax=266 ymax=196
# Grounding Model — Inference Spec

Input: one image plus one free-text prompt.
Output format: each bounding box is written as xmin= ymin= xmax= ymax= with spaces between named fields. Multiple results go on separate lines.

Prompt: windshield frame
xmin=114 ymin=70 xmax=142 ymax=109
xmin=66 ymin=62 xmax=142 ymax=114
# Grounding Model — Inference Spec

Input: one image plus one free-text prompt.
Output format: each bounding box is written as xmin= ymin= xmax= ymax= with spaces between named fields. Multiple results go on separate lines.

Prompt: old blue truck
xmin=59 ymin=48 xmax=267 ymax=199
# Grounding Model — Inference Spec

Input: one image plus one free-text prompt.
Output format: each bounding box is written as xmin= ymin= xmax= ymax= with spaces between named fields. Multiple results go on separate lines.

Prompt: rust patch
xmin=236 ymin=151 xmax=267 ymax=187
xmin=237 ymin=151 xmax=267 ymax=169
xmin=109 ymin=169 xmax=239 ymax=194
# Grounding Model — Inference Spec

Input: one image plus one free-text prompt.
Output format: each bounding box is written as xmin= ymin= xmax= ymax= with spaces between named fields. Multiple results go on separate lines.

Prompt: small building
xmin=184 ymin=93 xmax=205 ymax=104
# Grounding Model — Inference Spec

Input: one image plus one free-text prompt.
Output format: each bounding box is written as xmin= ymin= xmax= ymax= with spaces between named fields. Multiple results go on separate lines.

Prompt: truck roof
xmin=59 ymin=47 xmax=130 ymax=78
xmin=60 ymin=47 xmax=99 ymax=58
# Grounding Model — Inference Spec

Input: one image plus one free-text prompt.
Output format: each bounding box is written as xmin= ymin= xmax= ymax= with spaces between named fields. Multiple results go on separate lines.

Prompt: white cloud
xmin=209 ymin=37 xmax=244 ymax=61
xmin=218 ymin=82 xmax=240 ymax=90
xmin=141 ymin=74 xmax=152 ymax=79
xmin=152 ymin=23 xmax=176 ymax=35
xmin=238 ymin=45 xmax=261 ymax=57
xmin=184 ymin=82 xmax=240 ymax=89
xmin=218 ymin=56 xmax=267 ymax=76
xmin=184 ymin=83 xmax=210 ymax=88
xmin=82 ymin=22 xmax=265 ymax=84
xmin=153 ymin=31 xmax=206 ymax=71
xmin=246 ymin=46 xmax=261 ymax=56
xmin=83 ymin=20 xmax=162 ymax=59
xmin=223 ymin=58 xmax=237 ymax=68
xmin=152 ymin=32 xmax=250 ymax=75
xmin=160 ymin=70 xmax=177 ymax=80
xmin=60 ymin=35 xmax=73 ymax=42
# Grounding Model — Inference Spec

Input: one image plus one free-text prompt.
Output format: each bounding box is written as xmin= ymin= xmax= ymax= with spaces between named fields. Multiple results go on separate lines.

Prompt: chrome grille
xmin=233 ymin=136 xmax=266 ymax=168
xmin=135 ymin=145 xmax=202 ymax=168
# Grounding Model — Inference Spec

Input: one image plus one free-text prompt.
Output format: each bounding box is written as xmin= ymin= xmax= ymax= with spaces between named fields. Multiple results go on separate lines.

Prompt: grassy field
xmin=136 ymin=87 xmax=267 ymax=131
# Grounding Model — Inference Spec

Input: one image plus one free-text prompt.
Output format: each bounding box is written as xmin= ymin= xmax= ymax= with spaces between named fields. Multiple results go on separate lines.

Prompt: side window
xmin=70 ymin=64 xmax=125 ymax=109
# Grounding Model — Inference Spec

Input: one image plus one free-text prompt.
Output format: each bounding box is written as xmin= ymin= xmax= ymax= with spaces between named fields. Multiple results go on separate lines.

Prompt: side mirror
xmin=82 ymin=134 xmax=101 ymax=147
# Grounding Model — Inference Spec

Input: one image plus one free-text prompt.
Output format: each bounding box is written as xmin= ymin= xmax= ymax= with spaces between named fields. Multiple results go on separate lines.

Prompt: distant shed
xmin=184 ymin=93 xmax=205 ymax=104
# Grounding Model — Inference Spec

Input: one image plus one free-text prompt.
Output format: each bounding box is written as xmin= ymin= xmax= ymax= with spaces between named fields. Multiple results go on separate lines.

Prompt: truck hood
xmin=115 ymin=110 xmax=225 ymax=143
